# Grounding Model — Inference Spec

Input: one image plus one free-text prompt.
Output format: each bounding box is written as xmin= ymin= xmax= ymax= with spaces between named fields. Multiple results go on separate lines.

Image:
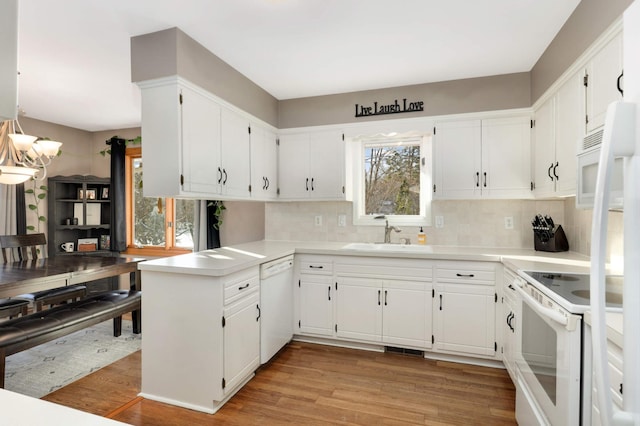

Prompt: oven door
xmin=514 ymin=283 xmax=583 ymax=425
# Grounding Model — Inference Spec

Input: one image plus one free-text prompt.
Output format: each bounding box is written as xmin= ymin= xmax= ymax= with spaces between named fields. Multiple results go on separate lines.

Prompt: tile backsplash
xmin=265 ymin=198 xmax=623 ymax=263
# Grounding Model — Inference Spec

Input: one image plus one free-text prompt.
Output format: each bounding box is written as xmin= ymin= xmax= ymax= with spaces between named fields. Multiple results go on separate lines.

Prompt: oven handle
xmin=514 ymin=281 xmax=579 ymax=332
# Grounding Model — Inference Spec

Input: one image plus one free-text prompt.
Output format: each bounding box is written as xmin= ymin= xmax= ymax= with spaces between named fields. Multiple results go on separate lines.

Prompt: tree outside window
xmin=364 ymin=143 xmax=421 ymax=216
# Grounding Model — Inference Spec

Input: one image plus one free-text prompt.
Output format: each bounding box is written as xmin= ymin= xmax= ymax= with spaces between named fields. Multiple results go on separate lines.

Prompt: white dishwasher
xmin=260 ymin=255 xmax=294 ymax=364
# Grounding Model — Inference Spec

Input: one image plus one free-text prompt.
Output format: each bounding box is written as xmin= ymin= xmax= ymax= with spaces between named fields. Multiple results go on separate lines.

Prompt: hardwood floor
xmin=42 ymin=342 xmax=516 ymax=425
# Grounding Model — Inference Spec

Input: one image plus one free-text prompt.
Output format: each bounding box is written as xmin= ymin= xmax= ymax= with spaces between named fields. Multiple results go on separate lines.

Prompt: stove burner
xmin=572 ymin=289 xmax=623 ymax=305
xmin=540 ymin=274 xmax=580 ymax=282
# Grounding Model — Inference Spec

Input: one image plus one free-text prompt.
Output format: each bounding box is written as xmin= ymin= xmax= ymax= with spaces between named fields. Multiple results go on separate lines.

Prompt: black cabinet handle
xmin=378 ymin=290 xmax=381 ymax=306
xmin=508 ymin=284 xmax=516 ymax=291
xmin=265 ymin=177 xmax=269 ymax=190
xmin=311 ymin=177 xmax=315 ymax=191
xmin=384 ymin=290 xmax=388 ymax=306
xmin=553 ymin=162 xmax=559 ymax=180
xmin=456 ymin=273 xmax=475 ymax=278
xmin=476 ymin=172 xmax=480 ymax=187
xmin=309 ymin=265 xmax=323 ymax=269
xmin=256 ymin=304 xmax=261 ymax=321
xmin=620 ymin=383 xmax=624 ymax=395
xmin=306 ymin=178 xmax=309 ymax=191
xmin=262 ymin=177 xmax=267 ymax=190
xmin=483 ymin=172 xmax=487 ymax=188
xmin=439 ymin=294 xmax=443 ymax=310
xmin=617 ymin=71 xmax=624 ymax=96
xmin=217 ymin=167 xmax=222 ymax=184
xmin=223 ymin=169 xmax=228 ymax=185
xmin=548 ymin=163 xmax=554 ymax=181
xmin=328 ymin=286 xmax=331 ymax=301
xmin=238 ymin=283 xmax=250 ymax=290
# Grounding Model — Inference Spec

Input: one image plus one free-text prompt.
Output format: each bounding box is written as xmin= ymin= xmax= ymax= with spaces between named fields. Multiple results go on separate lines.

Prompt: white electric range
xmin=513 ymin=270 xmax=623 ymax=425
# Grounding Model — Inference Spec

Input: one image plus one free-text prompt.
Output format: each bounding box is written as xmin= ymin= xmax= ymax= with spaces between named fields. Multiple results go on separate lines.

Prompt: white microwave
xmin=576 ymin=128 xmax=624 ymax=209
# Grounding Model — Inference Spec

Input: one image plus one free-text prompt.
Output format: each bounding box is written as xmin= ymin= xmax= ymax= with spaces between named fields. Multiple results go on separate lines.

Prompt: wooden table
xmin=0 ymin=255 xmax=143 ymax=299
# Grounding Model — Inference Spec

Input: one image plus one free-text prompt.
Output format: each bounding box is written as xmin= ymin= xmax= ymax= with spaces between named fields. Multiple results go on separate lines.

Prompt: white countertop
xmin=138 ymin=240 xmax=593 ymax=276
xmin=0 ymin=389 xmax=129 ymax=425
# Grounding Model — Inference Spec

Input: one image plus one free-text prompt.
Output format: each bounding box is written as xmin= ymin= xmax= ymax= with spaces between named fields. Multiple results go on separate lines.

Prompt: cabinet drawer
xmin=436 ymin=262 xmax=495 ymax=284
xmin=224 ymin=271 xmax=259 ymax=305
xmin=299 ymin=260 xmax=333 ymax=275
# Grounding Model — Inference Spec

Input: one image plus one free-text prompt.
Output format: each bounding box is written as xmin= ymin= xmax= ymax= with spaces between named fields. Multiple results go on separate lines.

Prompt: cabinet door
xmin=223 ymin=291 xmax=260 ymax=394
xmin=481 ymin=116 xmax=531 ymax=198
xmin=586 ymin=32 xmax=623 ymax=133
xmin=555 ymin=71 xmax=583 ymax=195
xmin=382 ymin=280 xmax=430 ymax=349
xmin=250 ymin=124 xmax=278 ymax=200
xmin=278 ymin=133 xmax=311 ymax=199
xmin=433 ymin=283 xmax=496 ymax=357
xmin=309 ymin=130 xmax=345 ymax=199
xmin=335 ymin=277 xmax=382 ymax=343
xmin=533 ymin=97 xmax=556 ymax=197
xmin=181 ymin=85 xmax=222 ymax=194
xmin=298 ymin=274 xmax=334 ymax=336
xmin=220 ymin=108 xmax=251 ymax=197
xmin=433 ymin=120 xmax=482 ymax=199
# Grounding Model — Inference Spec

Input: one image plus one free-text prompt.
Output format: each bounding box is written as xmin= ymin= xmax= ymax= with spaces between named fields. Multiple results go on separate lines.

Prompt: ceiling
xmin=16 ymin=0 xmax=581 ymax=132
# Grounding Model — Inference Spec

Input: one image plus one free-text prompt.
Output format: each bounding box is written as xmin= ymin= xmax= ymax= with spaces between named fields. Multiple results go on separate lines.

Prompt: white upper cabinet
xmin=220 ymin=107 xmax=251 ymax=198
xmin=138 ymin=78 xmax=253 ymax=199
xmin=433 ymin=120 xmax=482 ymax=199
xmin=278 ymin=130 xmax=345 ymax=200
xmin=250 ymin=124 xmax=278 ymax=200
xmin=433 ymin=116 xmax=531 ymax=199
xmin=532 ymin=71 xmax=583 ymax=197
xmin=585 ymin=31 xmax=623 ymax=133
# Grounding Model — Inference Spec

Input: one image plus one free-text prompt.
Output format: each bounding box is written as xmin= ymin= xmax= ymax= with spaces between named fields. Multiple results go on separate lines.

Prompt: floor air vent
xmin=384 ymin=346 xmax=424 ymax=357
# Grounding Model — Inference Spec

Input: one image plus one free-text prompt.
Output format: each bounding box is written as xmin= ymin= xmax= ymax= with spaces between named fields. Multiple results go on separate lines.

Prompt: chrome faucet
xmin=384 ymin=220 xmax=401 ymax=243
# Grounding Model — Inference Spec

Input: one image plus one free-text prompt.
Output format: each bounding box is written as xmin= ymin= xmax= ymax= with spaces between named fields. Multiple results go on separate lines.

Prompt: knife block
xmin=534 ymin=225 xmax=569 ymax=252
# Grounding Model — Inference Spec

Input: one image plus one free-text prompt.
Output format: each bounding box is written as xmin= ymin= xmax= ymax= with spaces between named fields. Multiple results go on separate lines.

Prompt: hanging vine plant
xmin=25 ymin=181 xmax=48 ymax=232
xmin=208 ymin=200 xmax=226 ymax=230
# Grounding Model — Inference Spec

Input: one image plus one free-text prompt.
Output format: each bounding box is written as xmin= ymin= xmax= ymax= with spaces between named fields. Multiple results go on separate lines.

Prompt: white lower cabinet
xmin=298 ymin=274 xmax=334 ymax=336
xmin=382 ymin=279 xmax=430 ymax=348
xmin=335 ymin=277 xmax=382 ymax=342
xmin=223 ymin=290 xmax=260 ymax=394
xmin=432 ymin=261 xmax=498 ymax=359
xmin=140 ymin=266 xmax=260 ymax=414
xmin=294 ymin=256 xmax=500 ymax=360
xmin=295 ymin=255 xmax=335 ymax=337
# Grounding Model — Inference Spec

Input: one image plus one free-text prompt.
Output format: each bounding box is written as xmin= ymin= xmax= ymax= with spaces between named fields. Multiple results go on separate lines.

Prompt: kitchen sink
xmin=341 ymin=242 xmax=434 ymax=253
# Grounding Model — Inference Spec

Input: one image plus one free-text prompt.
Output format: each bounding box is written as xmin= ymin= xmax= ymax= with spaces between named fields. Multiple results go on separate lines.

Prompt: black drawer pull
xmin=309 ymin=265 xmax=323 ymax=269
xmin=256 ymin=304 xmax=261 ymax=321
xmin=238 ymin=283 xmax=250 ymax=290
xmin=456 ymin=273 xmax=475 ymax=278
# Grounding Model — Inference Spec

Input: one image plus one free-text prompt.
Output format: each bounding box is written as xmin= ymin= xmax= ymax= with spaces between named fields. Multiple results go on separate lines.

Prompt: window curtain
xmin=106 ymin=137 xmax=126 ymax=252
xmin=193 ymin=200 xmax=221 ymax=251
xmin=0 ymin=184 xmax=18 ymax=236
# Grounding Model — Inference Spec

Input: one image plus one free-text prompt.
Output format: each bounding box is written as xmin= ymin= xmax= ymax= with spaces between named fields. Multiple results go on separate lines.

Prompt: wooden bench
xmin=0 ymin=289 xmax=141 ymax=388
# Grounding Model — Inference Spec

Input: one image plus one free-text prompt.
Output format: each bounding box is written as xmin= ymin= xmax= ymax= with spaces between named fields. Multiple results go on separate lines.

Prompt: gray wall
xmin=131 ymin=28 xmax=279 ymax=127
xmin=278 ymin=73 xmax=530 ymax=129
xmin=530 ymin=0 xmax=632 ymax=102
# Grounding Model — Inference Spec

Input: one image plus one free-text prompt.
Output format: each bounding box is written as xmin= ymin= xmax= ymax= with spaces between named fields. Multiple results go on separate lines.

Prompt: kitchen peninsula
xmin=138 ymin=240 xmax=592 ymax=414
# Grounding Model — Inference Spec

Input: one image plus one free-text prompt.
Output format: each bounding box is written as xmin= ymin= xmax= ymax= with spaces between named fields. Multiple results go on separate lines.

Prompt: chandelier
xmin=0 ymin=119 xmax=62 ymax=185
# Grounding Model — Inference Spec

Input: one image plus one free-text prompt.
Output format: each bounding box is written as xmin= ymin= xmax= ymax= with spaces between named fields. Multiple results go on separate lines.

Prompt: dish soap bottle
xmin=417 ymin=227 xmax=426 ymax=245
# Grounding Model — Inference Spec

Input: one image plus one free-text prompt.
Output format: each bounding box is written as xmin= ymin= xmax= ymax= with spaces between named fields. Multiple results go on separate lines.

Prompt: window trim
xmin=123 ymin=147 xmax=192 ymax=256
xmin=349 ymin=134 xmax=432 ymax=227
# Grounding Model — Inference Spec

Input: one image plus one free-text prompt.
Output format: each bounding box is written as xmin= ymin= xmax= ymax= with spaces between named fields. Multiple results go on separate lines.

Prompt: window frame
xmin=123 ymin=147 xmax=193 ymax=256
xmin=350 ymin=135 xmax=432 ymax=227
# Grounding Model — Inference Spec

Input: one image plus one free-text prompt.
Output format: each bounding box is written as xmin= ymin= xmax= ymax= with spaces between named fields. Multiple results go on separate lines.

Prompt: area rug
xmin=4 ymin=319 xmax=141 ymax=398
